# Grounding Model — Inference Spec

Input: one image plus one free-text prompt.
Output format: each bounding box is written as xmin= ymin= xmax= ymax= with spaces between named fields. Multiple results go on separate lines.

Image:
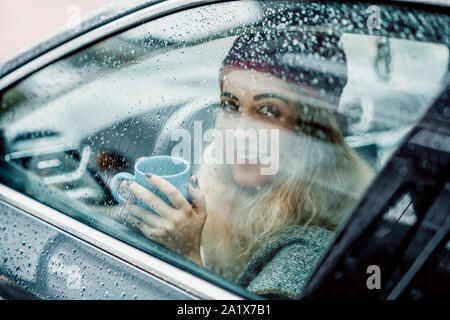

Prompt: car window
xmin=0 ymin=1 xmax=448 ymax=299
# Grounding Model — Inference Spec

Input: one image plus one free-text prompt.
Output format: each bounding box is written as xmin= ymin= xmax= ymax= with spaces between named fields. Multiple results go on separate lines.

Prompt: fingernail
xmin=145 ymin=173 xmax=152 ymax=180
xmin=190 ymin=176 xmax=199 ymax=188
xmin=121 ymin=180 xmax=131 ymax=189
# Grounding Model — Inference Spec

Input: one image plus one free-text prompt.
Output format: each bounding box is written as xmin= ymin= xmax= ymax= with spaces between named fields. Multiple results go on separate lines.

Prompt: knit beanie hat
xmin=219 ymin=29 xmax=348 ymax=111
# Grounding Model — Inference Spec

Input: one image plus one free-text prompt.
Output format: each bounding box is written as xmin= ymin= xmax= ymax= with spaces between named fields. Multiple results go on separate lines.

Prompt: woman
xmin=119 ymin=30 xmax=374 ymax=298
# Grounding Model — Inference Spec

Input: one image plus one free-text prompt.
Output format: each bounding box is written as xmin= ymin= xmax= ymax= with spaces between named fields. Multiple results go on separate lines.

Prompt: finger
xmin=127 ymin=215 xmax=166 ymax=239
xmin=124 ymin=203 xmax=164 ymax=228
xmin=126 ymin=214 xmax=144 ymax=230
xmin=126 ymin=215 xmax=156 ymax=236
xmin=109 ymin=204 xmax=130 ymax=221
xmin=145 ymin=174 xmax=191 ymax=212
xmin=188 ymin=176 xmax=207 ymax=217
xmin=117 ymin=181 xmax=136 ymax=204
xmin=127 ymin=181 xmax=173 ymax=217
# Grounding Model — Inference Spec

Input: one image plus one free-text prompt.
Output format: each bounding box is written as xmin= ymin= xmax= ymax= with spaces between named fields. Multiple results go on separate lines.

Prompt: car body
xmin=0 ymin=0 xmax=449 ymax=300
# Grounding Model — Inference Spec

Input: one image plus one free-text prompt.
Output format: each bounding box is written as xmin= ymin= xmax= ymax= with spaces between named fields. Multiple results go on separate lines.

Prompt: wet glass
xmin=0 ymin=1 xmax=448 ymax=299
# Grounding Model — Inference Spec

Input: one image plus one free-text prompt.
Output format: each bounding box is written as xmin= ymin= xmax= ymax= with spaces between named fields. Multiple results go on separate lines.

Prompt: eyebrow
xmin=220 ymin=92 xmax=239 ymax=101
xmin=253 ymin=93 xmax=289 ymax=105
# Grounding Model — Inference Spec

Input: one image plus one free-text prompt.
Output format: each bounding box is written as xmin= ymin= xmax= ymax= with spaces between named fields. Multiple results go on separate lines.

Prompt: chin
xmin=230 ymin=163 xmax=271 ymax=187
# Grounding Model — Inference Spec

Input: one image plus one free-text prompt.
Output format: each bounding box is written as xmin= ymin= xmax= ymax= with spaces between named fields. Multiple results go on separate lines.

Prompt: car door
xmin=0 ymin=0 xmax=449 ymax=300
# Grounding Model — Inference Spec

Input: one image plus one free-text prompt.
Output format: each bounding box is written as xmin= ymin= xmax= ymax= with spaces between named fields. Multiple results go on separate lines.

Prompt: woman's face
xmin=218 ymin=69 xmax=299 ymax=188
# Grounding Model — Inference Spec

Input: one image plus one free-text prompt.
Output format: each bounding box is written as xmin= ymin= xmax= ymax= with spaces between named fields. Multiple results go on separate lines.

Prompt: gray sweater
xmin=235 ymin=225 xmax=334 ymax=299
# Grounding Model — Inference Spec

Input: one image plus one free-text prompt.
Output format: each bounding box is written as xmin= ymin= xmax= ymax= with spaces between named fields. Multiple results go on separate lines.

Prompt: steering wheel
xmin=152 ymin=97 xmax=218 ymax=164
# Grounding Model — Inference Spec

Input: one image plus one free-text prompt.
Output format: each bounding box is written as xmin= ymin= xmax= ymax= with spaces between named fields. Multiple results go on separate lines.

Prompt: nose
xmin=235 ymin=112 xmax=253 ymax=129
xmin=235 ymin=114 xmax=269 ymax=134
xmin=235 ymin=112 xmax=272 ymax=132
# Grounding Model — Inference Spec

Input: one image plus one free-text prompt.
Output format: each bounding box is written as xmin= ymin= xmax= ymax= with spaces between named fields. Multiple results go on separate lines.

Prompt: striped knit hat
xmin=219 ymin=29 xmax=348 ymax=110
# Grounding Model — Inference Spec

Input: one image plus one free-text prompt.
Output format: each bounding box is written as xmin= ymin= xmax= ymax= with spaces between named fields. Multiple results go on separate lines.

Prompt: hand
xmin=121 ymin=175 xmax=206 ymax=265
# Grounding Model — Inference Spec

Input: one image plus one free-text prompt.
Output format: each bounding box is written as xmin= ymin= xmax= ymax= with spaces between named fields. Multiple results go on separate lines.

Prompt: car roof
xmin=0 ymin=0 xmax=448 ymax=80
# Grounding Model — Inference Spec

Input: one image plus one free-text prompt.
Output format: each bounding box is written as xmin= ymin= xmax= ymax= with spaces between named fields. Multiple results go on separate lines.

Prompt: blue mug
xmin=111 ymin=155 xmax=191 ymax=212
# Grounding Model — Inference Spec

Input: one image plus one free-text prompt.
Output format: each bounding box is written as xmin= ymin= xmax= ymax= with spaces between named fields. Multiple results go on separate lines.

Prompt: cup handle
xmin=110 ymin=172 xmax=135 ymax=204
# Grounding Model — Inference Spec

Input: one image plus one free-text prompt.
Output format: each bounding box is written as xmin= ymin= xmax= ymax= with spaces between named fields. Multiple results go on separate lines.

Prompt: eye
xmin=258 ymin=105 xmax=281 ymax=118
xmin=220 ymin=100 xmax=241 ymax=113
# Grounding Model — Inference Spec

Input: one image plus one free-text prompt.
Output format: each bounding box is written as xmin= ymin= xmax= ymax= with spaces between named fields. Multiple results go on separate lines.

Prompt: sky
xmin=0 ymin=0 xmax=112 ymax=63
